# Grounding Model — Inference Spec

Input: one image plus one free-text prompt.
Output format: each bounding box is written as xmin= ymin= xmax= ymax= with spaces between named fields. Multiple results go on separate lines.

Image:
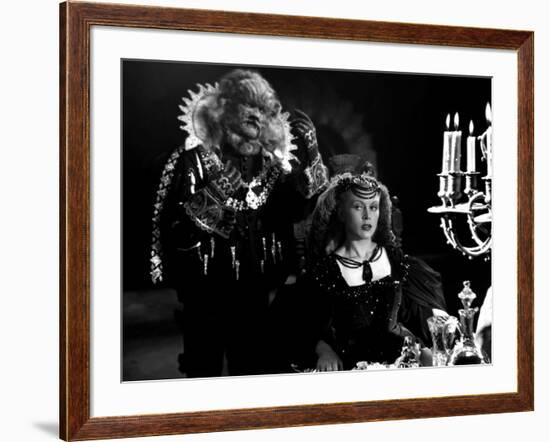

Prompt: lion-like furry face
xmin=217 ymin=70 xmax=284 ymax=157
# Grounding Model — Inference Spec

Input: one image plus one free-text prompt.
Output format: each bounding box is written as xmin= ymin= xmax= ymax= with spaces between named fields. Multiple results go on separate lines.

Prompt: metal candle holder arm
xmin=427 ymin=103 xmax=493 ymax=259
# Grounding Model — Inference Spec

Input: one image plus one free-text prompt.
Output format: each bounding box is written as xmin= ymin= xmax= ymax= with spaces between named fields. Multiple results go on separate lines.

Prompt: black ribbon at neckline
xmin=334 ymin=245 xmax=381 ymax=283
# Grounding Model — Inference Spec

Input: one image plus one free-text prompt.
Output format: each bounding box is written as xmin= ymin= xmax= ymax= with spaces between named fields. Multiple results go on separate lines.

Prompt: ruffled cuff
xmin=300 ymin=154 xmax=329 ymax=199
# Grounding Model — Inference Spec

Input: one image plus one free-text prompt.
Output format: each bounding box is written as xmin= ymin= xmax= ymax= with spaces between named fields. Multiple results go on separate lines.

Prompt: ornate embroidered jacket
xmin=150 ymin=142 xmax=329 ymax=286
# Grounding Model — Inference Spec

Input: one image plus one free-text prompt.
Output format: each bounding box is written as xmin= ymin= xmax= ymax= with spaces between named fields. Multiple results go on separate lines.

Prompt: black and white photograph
xmin=122 ymin=60 xmax=493 ymax=381
xmin=4 ymin=0 xmax=546 ymax=440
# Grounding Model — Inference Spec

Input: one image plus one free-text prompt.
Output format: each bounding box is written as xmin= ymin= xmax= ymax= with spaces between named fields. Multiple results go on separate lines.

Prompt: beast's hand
xmin=290 ymin=109 xmax=320 ymax=163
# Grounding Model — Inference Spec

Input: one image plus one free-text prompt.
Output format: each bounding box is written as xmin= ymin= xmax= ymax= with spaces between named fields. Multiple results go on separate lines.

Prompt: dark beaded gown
xmin=297 ymin=246 xmax=446 ymax=369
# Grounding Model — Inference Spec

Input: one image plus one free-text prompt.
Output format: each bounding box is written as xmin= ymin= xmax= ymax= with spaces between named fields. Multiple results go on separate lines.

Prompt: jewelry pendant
xmin=262 ymin=237 xmax=267 ymax=261
xmin=271 ymin=233 xmax=277 ymax=262
xmin=260 ymin=259 xmax=265 ymax=274
xmin=235 ymin=260 xmax=240 ymax=280
xmin=203 ymin=254 xmax=209 ymax=276
xmin=277 ymin=241 xmax=283 ymax=261
xmin=245 ymin=187 xmax=260 ymax=210
xmin=230 ymin=245 xmax=236 ymax=269
xmin=210 ymin=237 xmax=215 ymax=259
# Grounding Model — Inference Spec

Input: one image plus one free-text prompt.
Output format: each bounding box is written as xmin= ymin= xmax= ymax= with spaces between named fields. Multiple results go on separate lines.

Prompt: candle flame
xmin=454 ymin=112 xmax=459 ymax=130
xmin=469 ymin=120 xmax=474 ymax=135
xmin=485 ymin=102 xmax=492 ymax=124
xmin=446 ymin=114 xmax=450 ymax=129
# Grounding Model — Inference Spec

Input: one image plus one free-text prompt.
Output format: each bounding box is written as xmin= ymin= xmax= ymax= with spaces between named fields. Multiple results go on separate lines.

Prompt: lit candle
xmin=442 ymin=114 xmax=452 ymax=173
xmin=467 ymin=120 xmax=476 ymax=172
xmin=485 ymin=103 xmax=493 ymax=177
xmin=450 ymin=112 xmax=462 ymax=172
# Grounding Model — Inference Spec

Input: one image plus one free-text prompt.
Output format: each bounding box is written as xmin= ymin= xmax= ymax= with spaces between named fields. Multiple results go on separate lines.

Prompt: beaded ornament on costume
xmin=225 ymin=166 xmax=281 ymax=211
xmin=150 ymin=145 xmax=186 ymax=283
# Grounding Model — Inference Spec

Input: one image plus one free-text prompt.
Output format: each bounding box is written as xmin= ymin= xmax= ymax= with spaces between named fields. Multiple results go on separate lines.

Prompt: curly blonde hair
xmin=308 ymin=172 xmax=397 ymax=259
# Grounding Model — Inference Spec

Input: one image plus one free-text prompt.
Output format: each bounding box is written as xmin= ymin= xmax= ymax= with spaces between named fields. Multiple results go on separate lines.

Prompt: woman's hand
xmin=315 ymin=340 xmax=343 ymax=372
xmin=432 ymin=308 xmax=449 ymax=318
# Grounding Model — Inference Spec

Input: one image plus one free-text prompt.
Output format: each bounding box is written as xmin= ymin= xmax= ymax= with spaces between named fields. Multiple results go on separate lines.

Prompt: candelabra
xmin=427 ymin=103 xmax=493 ymax=259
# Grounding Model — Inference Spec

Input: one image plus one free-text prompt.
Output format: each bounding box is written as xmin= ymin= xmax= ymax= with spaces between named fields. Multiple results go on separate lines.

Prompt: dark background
xmin=123 ymin=60 xmax=491 ymax=307
xmin=122 ymin=60 xmax=492 ymax=379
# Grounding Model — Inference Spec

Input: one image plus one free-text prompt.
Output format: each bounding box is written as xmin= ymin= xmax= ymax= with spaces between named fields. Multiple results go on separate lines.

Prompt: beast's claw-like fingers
xmin=291 ymin=121 xmax=313 ymax=134
xmin=293 ymin=109 xmax=313 ymax=124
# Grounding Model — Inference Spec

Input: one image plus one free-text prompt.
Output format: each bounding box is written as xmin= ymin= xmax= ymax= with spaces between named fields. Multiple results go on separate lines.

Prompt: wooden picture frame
xmin=60 ymin=1 xmax=534 ymax=440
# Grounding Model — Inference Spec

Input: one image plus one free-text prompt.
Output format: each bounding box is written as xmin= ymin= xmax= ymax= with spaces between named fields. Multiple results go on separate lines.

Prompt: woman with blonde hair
xmin=301 ymin=166 xmax=447 ymax=371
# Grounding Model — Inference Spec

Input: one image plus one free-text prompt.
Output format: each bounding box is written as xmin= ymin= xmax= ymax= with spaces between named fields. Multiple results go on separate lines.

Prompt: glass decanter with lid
xmin=447 ymin=281 xmax=487 ymax=365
